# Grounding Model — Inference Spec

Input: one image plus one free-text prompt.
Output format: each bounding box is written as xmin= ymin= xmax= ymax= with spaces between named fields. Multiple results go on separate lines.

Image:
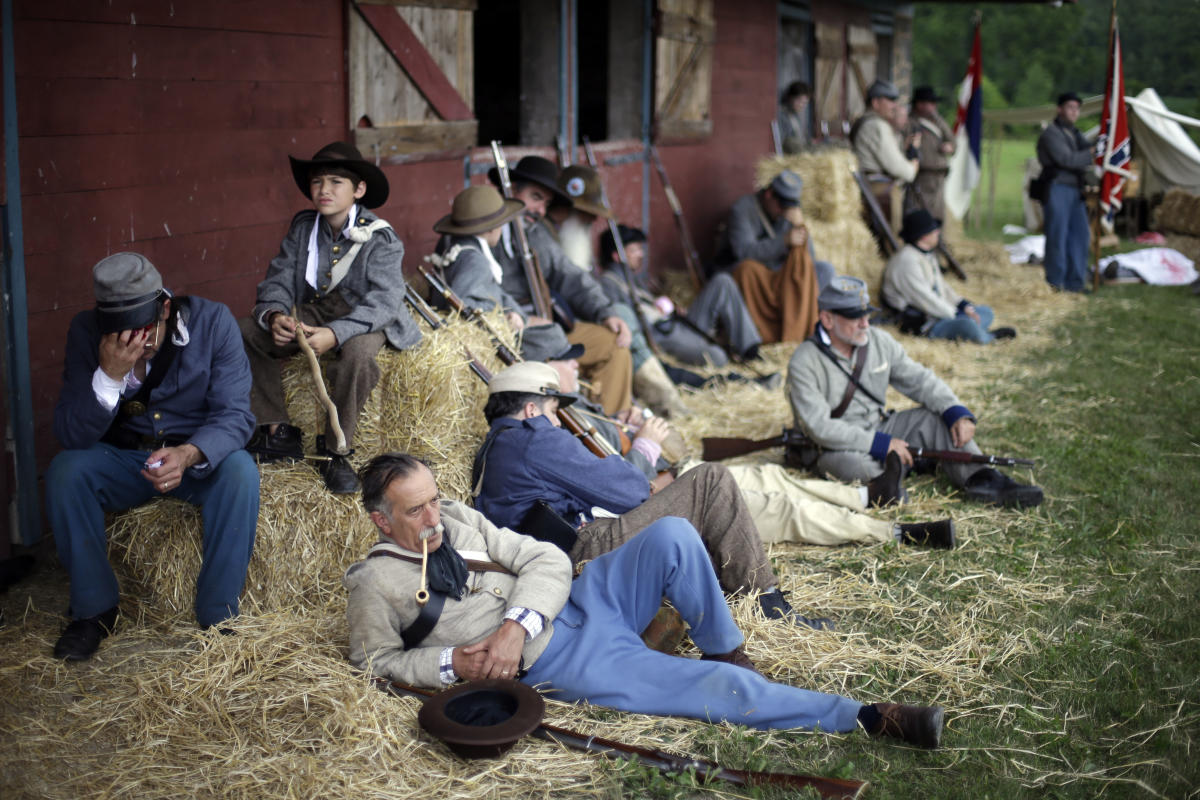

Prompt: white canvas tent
xmin=1125 ymin=88 xmax=1200 ymax=196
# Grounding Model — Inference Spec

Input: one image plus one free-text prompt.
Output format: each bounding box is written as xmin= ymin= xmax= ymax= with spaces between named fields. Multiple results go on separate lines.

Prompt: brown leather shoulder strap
xmin=367 ymin=548 xmax=516 ymax=577
xmin=830 ymin=344 xmax=869 ymax=419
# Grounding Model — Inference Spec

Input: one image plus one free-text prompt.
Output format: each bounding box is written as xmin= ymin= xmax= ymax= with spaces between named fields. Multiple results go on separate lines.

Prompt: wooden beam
xmin=354 ymin=120 xmax=477 ymax=157
xmin=358 ymin=0 xmax=477 ymax=9
xmin=355 ymin=3 xmax=474 ymax=121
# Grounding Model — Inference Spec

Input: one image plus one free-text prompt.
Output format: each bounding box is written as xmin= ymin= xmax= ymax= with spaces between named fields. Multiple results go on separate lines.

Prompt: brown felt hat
xmin=288 ymin=141 xmax=389 ymax=208
xmin=417 ymin=678 xmax=545 ymax=759
xmin=433 ymin=186 xmax=526 ymax=236
xmin=557 ymin=165 xmax=612 ymax=219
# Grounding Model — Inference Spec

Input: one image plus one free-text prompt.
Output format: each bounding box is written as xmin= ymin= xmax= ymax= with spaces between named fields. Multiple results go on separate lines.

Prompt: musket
xmin=647 ymin=144 xmax=705 ymax=290
xmin=910 ymin=447 xmax=1034 ymax=467
xmin=404 ymin=284 xmax=442 ymax=330
xmin=581 ymin=137 xmax=663 ymax=360
xmin=770 ymin=118 xmax=783 ymax=156
xmin=852 ymin=170 xmax=901 ymax=258
xmin=378 ymin=678 xmax=867 ymax=799
xmin=463 ymin=347 xmax=617 ymax=459
xmin=553 ymin=133 xmax=571 ymax=169
xmin=490 ymin=140 xmax=561 ymax=326
xmin=419 ymin=264 xmax=520 ymax=366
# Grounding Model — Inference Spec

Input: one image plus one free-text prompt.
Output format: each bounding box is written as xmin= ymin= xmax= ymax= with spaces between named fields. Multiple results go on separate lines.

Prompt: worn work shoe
xmin=963 ymin=468 xmax=1044 ymax=509
xmin=753 ymin=371 xmax=783 ymax=391
xmin=991 ymin=326 xmax=1017 ymax=340
xmin=246 ymin=423 xmax=304 ymax=463
xmin=867 ymin=452 xmax=907 ymax=508
xmin=701 ymin=646 xmax=763 ymax=676
xmin=316 ymin=435 xmax=360 ymax=494
xmin=53 ymin=606 xmax=119 ymax=661
xmin=867 ymin=702 xmax=945 ymax=749
xmin=758 ymin=589 xmax=836 ymax=631
xmin=898 ymin=519 xmax=957 ymax=549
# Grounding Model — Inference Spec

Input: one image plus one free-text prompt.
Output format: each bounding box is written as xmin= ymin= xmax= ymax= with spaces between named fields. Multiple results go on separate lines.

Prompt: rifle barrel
xmin=379 ymin=680 xmax=865 ymax=799
xmin=648 ymin=144 xmax=705 ymax=290
xmin=490 ymin=140 xmax=555 ymax=321
xmin=911 ymin=447 xmax=1034 ymax=467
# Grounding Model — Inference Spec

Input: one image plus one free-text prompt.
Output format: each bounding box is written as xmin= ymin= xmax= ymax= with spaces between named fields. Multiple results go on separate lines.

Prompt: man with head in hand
xmin=46 ymin=253 xmax=259 ymax=661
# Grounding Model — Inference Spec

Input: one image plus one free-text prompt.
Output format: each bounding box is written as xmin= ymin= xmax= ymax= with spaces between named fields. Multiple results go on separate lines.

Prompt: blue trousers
xmin=523 ymin=517 xmax=864 ymax=733
xmin=1043 ymin=182 xmax=1090 ymax=291
xmin=45 ymin=444 xmax=259 ymax=627
xmin=928 ymin=304 xmax=995 ymax=344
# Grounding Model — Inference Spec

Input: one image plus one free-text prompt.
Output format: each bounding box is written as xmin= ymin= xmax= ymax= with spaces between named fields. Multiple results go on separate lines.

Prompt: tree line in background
xmin=911 ymin=1 xmax=1200 ymax=115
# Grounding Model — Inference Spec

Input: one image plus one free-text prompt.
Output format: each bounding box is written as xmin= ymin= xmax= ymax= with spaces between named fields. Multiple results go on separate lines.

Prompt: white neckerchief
xmin=475 ymin=235 xmax=504 ymax=284
xmin=306 ymin=204 xmax=358 ymax=288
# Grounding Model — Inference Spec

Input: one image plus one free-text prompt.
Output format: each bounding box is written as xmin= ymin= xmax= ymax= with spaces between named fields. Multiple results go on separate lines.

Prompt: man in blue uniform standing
xmin=45 ymin=253 xmax=260 ymax=661
xmin=1036 ymin=92 xmax=1096 ymax=293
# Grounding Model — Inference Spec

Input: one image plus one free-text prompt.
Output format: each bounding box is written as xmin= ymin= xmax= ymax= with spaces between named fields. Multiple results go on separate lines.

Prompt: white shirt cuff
xmin=91 ymin=367 xmax=127 ymax=411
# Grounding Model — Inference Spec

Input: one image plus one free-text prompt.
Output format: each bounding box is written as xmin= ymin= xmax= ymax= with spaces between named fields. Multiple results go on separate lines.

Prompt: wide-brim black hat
xmin=911 ymin=85 xmax=942 ymax=105
xmin=899 ymin=208 xmax=942 ymax=244
xmin=487 ymin=156 xmax=571 ymax=205
xmin=418 ymin=678 xmax=545 ymax=759
xmin=289 ymin=141 xmax=389 ymax=209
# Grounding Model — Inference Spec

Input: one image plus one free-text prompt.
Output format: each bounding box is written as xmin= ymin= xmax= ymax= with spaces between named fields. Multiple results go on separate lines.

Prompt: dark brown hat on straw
xmin=417 ymin=678 xmax=545 ymax=759
xmin=288 ymin=141 xmax=389 ymax=209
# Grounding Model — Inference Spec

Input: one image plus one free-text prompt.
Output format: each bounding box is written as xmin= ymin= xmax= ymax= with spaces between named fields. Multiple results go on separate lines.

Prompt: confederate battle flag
xmin=1096 ymin=16 xmax=1131 ymax=231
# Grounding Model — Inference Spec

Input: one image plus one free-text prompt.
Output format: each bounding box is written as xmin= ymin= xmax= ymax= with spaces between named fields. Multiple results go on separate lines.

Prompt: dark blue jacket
xmin=53 ymin=296 xmax=255 ymax=475
xmin=474 ymin=415 xmax=649 ymax=530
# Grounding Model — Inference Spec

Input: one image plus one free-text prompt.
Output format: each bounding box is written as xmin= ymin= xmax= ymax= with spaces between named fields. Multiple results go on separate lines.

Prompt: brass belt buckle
xmin=122 ymin=400 xmax=147 ymax=417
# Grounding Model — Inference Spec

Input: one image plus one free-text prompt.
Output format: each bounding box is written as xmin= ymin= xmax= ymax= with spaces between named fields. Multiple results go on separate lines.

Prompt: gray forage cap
xmin=818 ymin=275 xmax=879 ymax=319
xmin=866 ymin=79 xmax=900 ymax=101
xmin=768 ymin=170 xmax=803 ymax=207
xmin=92 ymin=252 xmax=164 ymax=334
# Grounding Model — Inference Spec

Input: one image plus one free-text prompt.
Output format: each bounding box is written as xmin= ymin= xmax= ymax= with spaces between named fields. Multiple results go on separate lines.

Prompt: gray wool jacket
xmin=344 ymin=499 xmax=571 ymax=689
xmin=787 ymin=325 xmax=968 ymax=457
xmin=492 ymin=218 xmax=618 ymax=323
xmin=251 ymin=207 xmax=421 ymax=351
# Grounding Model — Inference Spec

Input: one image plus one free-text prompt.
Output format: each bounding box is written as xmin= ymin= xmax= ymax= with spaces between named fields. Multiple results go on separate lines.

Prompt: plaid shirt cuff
xmin=505 ymin=606 xmax=544 ymax=640
xmin=438 ymin=647 xmax=457 ymax=685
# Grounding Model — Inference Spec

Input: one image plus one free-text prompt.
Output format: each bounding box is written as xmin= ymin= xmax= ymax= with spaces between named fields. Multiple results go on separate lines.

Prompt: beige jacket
xmin=853 ymin=111 xmax=918 ymax=183
xmin=787 ymin=325 xmax=964 ymax=453
xmin=344 ymin=499 xmax=571 ymax=688
xmin=882 ymin=244 xmax=963 ymax=319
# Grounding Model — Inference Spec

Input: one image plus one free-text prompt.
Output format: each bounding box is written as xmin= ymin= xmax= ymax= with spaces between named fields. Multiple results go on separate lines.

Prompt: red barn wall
xmin=6 ymin=0 xmax=783 ymax=480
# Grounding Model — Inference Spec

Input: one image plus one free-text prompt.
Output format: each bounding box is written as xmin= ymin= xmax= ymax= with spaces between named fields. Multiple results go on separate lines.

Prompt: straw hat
xmin=433 ymin=186 xmax=525 ymax=236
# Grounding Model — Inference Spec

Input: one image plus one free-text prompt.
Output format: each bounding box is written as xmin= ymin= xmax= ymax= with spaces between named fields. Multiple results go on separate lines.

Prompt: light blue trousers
xmin=1043 ymin=182 xmax=1090 ymax=291
xmin=928 ymin=304 xmax=995 ymax=343
xmin=523 ymin=517 xmax=864 ymax=733
xmin=45 ymin=444 xmax=259 ymax=627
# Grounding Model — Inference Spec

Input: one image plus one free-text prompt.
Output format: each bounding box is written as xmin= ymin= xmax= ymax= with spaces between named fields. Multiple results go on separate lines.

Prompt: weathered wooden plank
xmin=358 ymin=0 xmax=477 ymax=9
xmin=18 ymin=130 xmax=334 ymax=197
xmin=15 ymin=0 xmax=338 ymax=37
xmin=16 ymin=21 xmax=341 ymax=82
xmin=356 ymin=3 xmax=473 ymax=121
xmin=354 ymin=120 xmax=477 ymax=157
xmin=17 ymin=77 xmax=345 ymax=137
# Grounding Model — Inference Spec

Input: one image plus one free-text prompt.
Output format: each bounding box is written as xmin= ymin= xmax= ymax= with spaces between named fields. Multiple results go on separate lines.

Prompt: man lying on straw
xmin=46 ymin=253 xmax=259 ymax=661
xmin=788 ymin=276 xmax=1044 ymax=508
xmin=345 ymin=452 xmax=945 ymax=748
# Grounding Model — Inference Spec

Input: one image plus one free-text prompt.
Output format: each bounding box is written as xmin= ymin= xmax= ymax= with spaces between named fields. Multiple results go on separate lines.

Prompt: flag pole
xmin=1092 ymin=0 xmax=1117 ymax=292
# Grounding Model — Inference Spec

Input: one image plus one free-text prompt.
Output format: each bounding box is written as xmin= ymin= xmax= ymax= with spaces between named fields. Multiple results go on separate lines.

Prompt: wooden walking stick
xmin=291 ymin=305 xmax=348 ymax=455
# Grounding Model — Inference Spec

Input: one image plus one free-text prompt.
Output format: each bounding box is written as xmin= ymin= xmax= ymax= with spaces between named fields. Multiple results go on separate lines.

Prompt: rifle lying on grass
xmin=378 ymin=679 xmax=868 ymax=799
xmin=703 ymin=427 xmax=1033 ymax=467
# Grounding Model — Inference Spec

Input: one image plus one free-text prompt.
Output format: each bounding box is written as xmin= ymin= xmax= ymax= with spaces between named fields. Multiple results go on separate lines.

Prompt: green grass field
xmin=963 ymin=135 xmax=1039 ymax=240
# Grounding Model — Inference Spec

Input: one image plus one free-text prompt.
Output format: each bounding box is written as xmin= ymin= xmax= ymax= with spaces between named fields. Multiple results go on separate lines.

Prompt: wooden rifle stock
xmin=581 ymin=137 xmax=662 ymax=359
xmin=490 ymin=141 xmax=557 ymax=323
xmin=404 ymin=284 xmax=442 ymax=330
xmin=702 ymin=431 xmax=790 ymax=462
xmin=419 ymin=265 xmax=520 ymax=366
xmin=648 ymin=144 xmax=705 ymax=290
xmin=378 ymin=679 xmax=866 ymax=799
xmin=910 ymin=447 xmax=1034 ymax=467
xmin=852 ymin=170 xmax=901 ymax=257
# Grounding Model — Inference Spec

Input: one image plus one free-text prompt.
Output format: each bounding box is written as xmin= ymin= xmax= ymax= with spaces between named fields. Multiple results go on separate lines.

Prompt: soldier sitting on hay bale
xmin=239 ymin=141 xmax=421 ymax=495
xmin=713 ymin=170 xmax=835 ymax=345
xmin=46 ymin=253 xmax=259 ymax=661
xmin=345 ymin=453 xmax=946 ymax=749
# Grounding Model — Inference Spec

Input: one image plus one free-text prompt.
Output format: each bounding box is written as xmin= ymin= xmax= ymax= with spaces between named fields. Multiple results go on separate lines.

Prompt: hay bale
xmin=1154 ymin=188 xmax=1200 ymax=236
xmin=755 ymin=148 xmax=861 ymax=224
xmin=107 ymin=312 xmax=513 ymax=621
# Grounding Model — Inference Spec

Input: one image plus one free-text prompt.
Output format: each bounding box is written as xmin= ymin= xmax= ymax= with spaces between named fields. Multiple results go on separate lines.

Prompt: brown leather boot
xmin=866 ymin=702 xmax=944 ymax=748
xmin=701 ymin=646 xmax=763 ymax=677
